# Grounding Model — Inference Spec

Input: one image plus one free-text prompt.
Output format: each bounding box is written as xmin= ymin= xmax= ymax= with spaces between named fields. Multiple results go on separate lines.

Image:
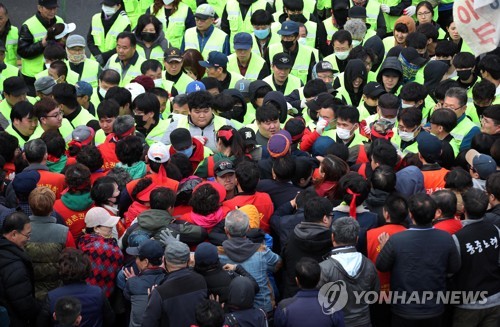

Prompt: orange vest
xmin=53 ymin=199 xmax=95 ymax=241
xmin=37 ymin=170 xmax=66 ymax=199
xmin=98 ymin=134 xmax=119 ymax=171
xmin=125 ymin=171 xmax=179 ymax=196
xmin=366 ymin=224 xmax=407 ymax=292
xmin=422 ymin=168 xmax=448 ymax=194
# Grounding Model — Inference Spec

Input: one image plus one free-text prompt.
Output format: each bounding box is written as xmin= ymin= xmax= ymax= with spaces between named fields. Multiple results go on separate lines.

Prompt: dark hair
xmin=304 ymin=197 xmax=333 ymax=223
xmin=434 ymin=79 xmax=460 ymax=102
xmin=150 ymin=87 xmax=169 ymax=99
xmin=49 ymin=60 xmax=68 ymax=79
xmin=24 ymin=139 xmax=47 ymax=163
xmin=54 ymin=297 xmax=81 ymax=326
xmin=256 ymin=104 xmax=280 ymax=123
xmin=295 ymin=257 xmax=321 ymax=289
xmin=430 ymin=108 xmax=457 ymax=133
xmin=462 ymin=187 xmax=489 ymax=219
xmin=235 ymin=161 xmax=260 ymax=192
xmin=131 ymin=177 xmax=153 ymax=202
xmin=406 ymin=32 xmax=427 ymax=50
xmin=491 ymin=139 xmax=500 ymax=165
xmin=107 ymin=166 xmax=132 ymax=190
xmin=41 ymin=130 xmax=66 ymax=159
xmin=1 ymin=211 xmax=30 ymax=234
xmin=10 ymin=101 xmax=34 ymax=123
xmin=99 ymin=69 xmax=121 ymax=85
xmin=65 ymin=163 xmax=91 ymax=192
xmin=303 ymin=79 xmax=328 ymax=98
xmin=194 ymin=300 xmax=225 ymax=327
xmin=105 ymin=86 xmax=132 ymax=107
xmin=117 ymin=31 xmax=136 ymax=47
xmin=52 ymin=83 xmax=78 ymax=109
xmin=190 ymin=184 xmax=220 ymax=215
xmin=435 ymin=40 xmax=459 ymax=58
xmin=320 ymin=154 xmax=349 ymax=182
xmin=251 ymin=9 xmax=273 ymax=25
xmin=486 ymin=172 xmax=500 ymax=200
xmin=347 ymin=46 xmax=377 ymax=69
xmin=472 ymin=79 xmax=496 ymax=102
xmin=200 ymin=77 xmax=221 ymax=92
xmin=336 ymin=105 xmax=359 ymax=124
xmin=383 ymin=193 xmax=408 ymax=224
xmin=34 ymin=97 xmax=58 ymax=120
xmin=140 ymin=59 xmax=163 ymax=75
xmin=133 ymin=93 xmax=160 ymax=121
xmin=339 ymin=172 xmax=370 ymax=206
xmin=43 ymin=44 xmax=66 ymax=61
xmin=115 ymin=135 xmax=144 ymax=166
xmin=283 ymin=0 xmax=304 ymax=11
xmin=332 ymin=30 xmax=352 ymax=46
xmin=91 ymin=176 xmax=118 ymax=206
xmin=371 ymin=165 xmax=396 ymax=192
xmin=452 ymin=52 xmax=475 ymax=69
xmin=292 ymin=156 xmax=314 ymax=187
xmin=398 ymin=107 xmax=422 ymax=129
xmin=370 ymin=138 xmax=399 ymax=167
xmin=135 ymin=14 xmax=161 ymax=40
xmin=431 ymin=190 xmax=457 ymax=218
xmin=444 ymin=168 xmax=473 ymax=191
xmin=408 ymin=193 xmax=437 ymax=225
xmin=416 ymin=23 xmax=439 ymax=42
xmin=478 ymin=54 xmax=500 ymax=80
xmin=150 ymin=187 xmax=176 ymax=210
xmin=170 ymin=153 xmax=193 ymax=178
xmin=187 ymin=91 xmax=213 ymax=110
xmin=0 ymin=132 xmax=19 ymax=162
xmin=58 ymin=248 xmax=91 ymax=284
xmin=97 ymin=99 xmax=120 ymax=119
xmin=471 ymin=133 xmax=494 ymax=155
xmin=394 ymin=23 xmax=409 ymax=33
xmin=400 ymin=82 xmax=427 ymax=102
xmin=416 ymin=1 xmax=434 ymax=17
xmin=272 ymin=155 xmax=296 ymax=182
xmin=182 ymin=49 xmax=206 ymax=80
xmin=76 ymin=145 xmax=104 ymax=172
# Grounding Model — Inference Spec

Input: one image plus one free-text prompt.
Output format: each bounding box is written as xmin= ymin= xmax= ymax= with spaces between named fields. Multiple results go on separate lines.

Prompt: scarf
xmin=116 ymin=161 xmax=147 ymax=180
xmin=46 ymin=154 xmax=68 ymax=173
xmin=191 ymin=207 xmax=225 ymax=230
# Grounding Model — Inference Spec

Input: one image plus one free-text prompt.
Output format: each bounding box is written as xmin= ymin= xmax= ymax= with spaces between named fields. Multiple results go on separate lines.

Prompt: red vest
xmin=53 ymin=199 xmax=95 ymax=240
xmin=37 ymin=170 xmax=66 ymax=199
xmin=98 ymin=134 xmax=119 ymax=171
xmin=422 ymin=168 xmax=449 ymax=194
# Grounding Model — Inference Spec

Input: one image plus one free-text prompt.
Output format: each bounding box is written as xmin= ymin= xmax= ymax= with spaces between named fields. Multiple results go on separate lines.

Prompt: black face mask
xmin=231 ymin=105 xmax=246 ymax=123
xmin=289 ymin=13 xmax=307 ymax=24
xmin=281 ymin=40 xmax=295 ymax=50
xmin=438 ymin=59 xmax=451 ymax=67
xmin=457 ymin=69 xmax=473 ymax=81
xmin=141 ymin=32 xmax=156 ymax=43
xmin=364 ymin=103 xmax=378 ymax=115
xmin=474 ymin=103 xmax=490 ymax=116
xmin=134 ymin=115 xmax=146 ymax=128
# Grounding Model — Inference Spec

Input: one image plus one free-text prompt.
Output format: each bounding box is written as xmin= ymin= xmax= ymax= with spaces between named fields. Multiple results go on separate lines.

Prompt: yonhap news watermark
xmin=318 ymin=281 xmax=489 ymax=315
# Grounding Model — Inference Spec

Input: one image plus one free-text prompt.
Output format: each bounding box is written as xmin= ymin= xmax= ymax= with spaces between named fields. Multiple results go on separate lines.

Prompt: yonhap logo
xmin=318 ymin=281 xmax=349 ymax=314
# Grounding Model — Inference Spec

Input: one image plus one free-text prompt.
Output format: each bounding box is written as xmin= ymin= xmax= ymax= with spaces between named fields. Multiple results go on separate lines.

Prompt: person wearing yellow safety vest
xmin=105 ymin=32 xmax=146 ymax=87
xmin=65 ymin=35 xmax=100 ymax=89
xmin=227 ymin=32 xmax=269 ymax=81
xmin=342 ymin=7 xmax=379 ymax=44
xmin=251 ymin=10 xmax=279 ymax=57
xmin=382 ymin=16 xmax=415 ymax=55
xmin=34 ymin=76 xmax=56 ymax=100
xmin=162 ymin=47 xmax=193 ymax=94
xmin=335 ymin=59 xmax=367 ymax=107
xmin=350 ymin=0 xmax=386 ymax=38
xmin=454 ymin=55 xmax=481 ymax=117
xmin=1 ymin=77 xmax=32 ymax=130
xmin=5 ymin=102 xmax=38 ymax=149
xmin=31 ymin=97 xmax=73 ymax=143
xmin=478 ymin=54 xmax=500 ymax=98
xmin=129 ymin=92 xmax=170 ymax=145
xmin=472 ymin=80 xmax=499 ymax=127
xmin=146 ymin=0 xmax=195 ymax=49
xmin=323 ymin=30 xmax=352 ymax=75
xmin=91 ymin=68 xmax=121 ymax=108
xmin=200 ymin=51 xmax=244 ymax=91
xmin=286 ymin=64 xmax=332 ymax=114
xmin=414 ymin=2 xmax=446 ymax=40
xmin=182 ymin=4 xmax=230 ymax=58
xmin=87 ymin=0 xmax=131 ymax=68
xmin=446 ymin=21 xmax=472 ymax=54
xmin=379 ymin=0 xmax=410 ymax=34
xmin=75 ymin=81 xmax=97 ymax=117
xmin=444 ymin=87 xmax=481 ymax=153
xmin=160 ymin=90 xmax=236 ymax=151
xmin=391 ymin=107 xmax=424 ymax=155
xmin=400 ymin=82 xmax=435 ymax=124
xmin=220 ymin=0 xmax=271 ymax=52
xmin=358 ymin=82 xmax=388 ymax=134
xmin=377 ymin=57 xmax=403 ymax=96
xmin=0 ymin=41 xmax=19 ymax=97
xmin=416 ymin=22 xmax=439 ymax=57
xmin=0 ymin=4 xmax=18 ymax=67
xmin=18 ymin=0 xmax=64 ymax=96
xmin=52 ymin=83 xmax=98 ymax=130
xmin=134 ymin=14 xmax=169 ymax=65
xmin=122 ymin=0 xmax=154 ymax=30
xmin=429 ymin=108 xmax=459 ymax=165
xmin=266 ymin=20 xmax=316 ymax=85
xmin=263 ymin=53 xmax=303 ymax=96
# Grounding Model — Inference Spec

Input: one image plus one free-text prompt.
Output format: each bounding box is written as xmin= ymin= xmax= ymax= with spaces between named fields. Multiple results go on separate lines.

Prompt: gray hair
xmin=444 ymin=87 xmax=468 ymax=107
xmin=112 ymin=115 xmax=135 ymax=137
xmin=225 ymin=210 xmax=250 ymax=237
xmin=24 ymin=139 xmax=47 ymax=163
xmin=344 ymin=20 xmax=367 ymax=41
xmin=331 ymin=217 xmax=360 ymax=245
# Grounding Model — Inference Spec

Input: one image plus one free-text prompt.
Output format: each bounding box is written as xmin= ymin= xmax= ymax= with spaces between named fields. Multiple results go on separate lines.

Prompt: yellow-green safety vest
xmin=390 ymin=131 xmax=419 ymax=155
xmin=150 ymin=2 xmax=190 ymax=49
xmin=35 ymin=66 xmax=80 ymax=85
xmin=29 ymin=118 xmax=74 ymax=143
xmin=263 ymin=74 xmax=302 ymax=95
xmin=123 ymin=0 xmax=154 ymax=30
xmin=95 ymin=128 xmax=107 ymax=145
xmin=0 ymin=96 xmax=36 ymax=126
xmin=77 ymin=59 xmax=100 ymax=88
xmin=316 ymin=0 xmax=332 ymax=10
xmin=227 ymin=53 xmax=265 ymax=81
xmin=182 ymin=0 xmax=198 ymax=12
xmin=162 ymin=71 xmax=193 ymax=94
xmin=379 ymin=0 xmax=401 ymax=33
xmin=5 ymin=26 xmax=19 ymax=67
xmin=323 ymin=129 xmax=368 ymax=147
xmin=146 ymin=118 xmax=171 ymax=144
xmin=450 ymin=115 xmax=477 ymax=150
xmin=0 ymin=64 xmax=20 ymax=98
xmin=5 ymin=124 xmax=33 ymax=148
xmin=274 ymin=0 xmax=316 ymax=16
xmin=21 ymin=15 xmax=63 ymax=77
xmin=270 ymin=19 xmax=318 ymax=50
xmin=136 ymin=44 xmax=166 ymax=64
xmin=183 ymin=27 xmax=228 ymax=59
xmin=90 ymin=12 xmax=130 ymax=53
xmin=66 ymin=108 xmax=97 ymax=129
xmin=268 ymin=43 xmax=316 ymax=85
xmin=226 ymin=0 xmax=267 ymax=52
xmin=106 ymin=53 xmax=146 ymax=86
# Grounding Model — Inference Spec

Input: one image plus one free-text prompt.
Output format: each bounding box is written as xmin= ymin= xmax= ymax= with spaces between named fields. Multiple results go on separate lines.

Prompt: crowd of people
xmin=0 ymin=0 xmax=499 ymax=326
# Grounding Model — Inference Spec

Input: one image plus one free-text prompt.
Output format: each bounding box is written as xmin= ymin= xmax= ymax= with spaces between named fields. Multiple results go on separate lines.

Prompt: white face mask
xmin=335 ymin=51 xmax=349 ymax=60
xmin=336 ymin=127 xmax=352 ymax=140
xmin=99 ymin=87 xmax=107 ymax=98
xmin=102 ymin=5 xmax=117 ymax=16
xmin=45 ymin=62 xmax=51 ymax=70
xmin=163 ymin=0 xmax=174 ymax=5
xmin=401 ymin=102 xmax=414 ymax=109
xmin=399 ymin=130 xmax=416 ymax=142
xmin=297 ymin=37 xmax=307 ymax=46
xmin=154 ymin=78 xmax=163 ymax=87
xmin=352 ymin=40 xmax=362 ymax=47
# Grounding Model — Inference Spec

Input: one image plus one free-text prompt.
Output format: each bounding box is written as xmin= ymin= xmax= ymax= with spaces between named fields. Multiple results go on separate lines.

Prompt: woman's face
xmin=417 ymin=6 xmax=433 ymax=24
xmin=108 ymin=183 xmax=120 ymax=204
xmin=447 ymin=22 xmax=461 ymax=41
xmin=142 ymin=23 xmax=156 ymax=34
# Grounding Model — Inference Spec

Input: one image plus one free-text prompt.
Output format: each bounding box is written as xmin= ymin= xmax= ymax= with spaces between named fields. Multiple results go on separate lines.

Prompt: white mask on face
xmin=154 ymin=78 xmax=163 ymax=87
xmin=401 ymin=102 xmax=414 ymax=109
xmin=380 ymin=117 xmax=397 ymax=125
xmin=335 ymin=51 xmax=350 ymax=60
xmin=102 ymin=5 xmax=117 ymax=16
xmin=45 ymin=63 xmax=51 ymax=70
xmin=163 ymin=0 xmax=174 ymax=5
xmin=99 ymin=88 xmax=107 ymax=98
xmin=336 ymin=127 xmax=352 ymax=140
xmin=352 ymin=40 xmax=362 ymax=47
xmin=297 ymin=37 xmax=307 ymax=45
xmin=399 ymin=130 xmax=417 ymax=142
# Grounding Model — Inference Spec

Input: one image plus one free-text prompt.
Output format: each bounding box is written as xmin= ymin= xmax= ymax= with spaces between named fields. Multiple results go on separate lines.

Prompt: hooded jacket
xmin=376 ymin=57 xmax=403 ymax=94
xmin=423 ymin=60 xmax=449 ymax=98
xmin=365 ymin=188 xmax=391 ymax=226
xmin=343 ymin=59 xmax=367 ymax=107
xmin=136 ymin=30 xmax=169 ymax=60
xmin=263 ymin=91 xmax=288 ymax=124
xmin=224 ymin=276 xmax=268 ymax=327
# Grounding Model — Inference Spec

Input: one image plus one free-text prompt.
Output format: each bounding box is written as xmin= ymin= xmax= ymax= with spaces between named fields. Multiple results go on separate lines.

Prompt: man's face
xmin=364 ymin=96 xmax=378 ymax=107
xmin=394 ymin=30 xmax=408 ymax=44
xmin=317 ymin=70 xmax=334 ymax=85
xmin=257 ymin=119 xmax=279 ymax=138
xmin=14 ymin=116 xmax=38 ymax=137
xmin=272 ymin=65 xmax=290 ymax=84
xmin=11 ymin=223 xmax=31 ymax=249
xmin=333 ymin=40 xmax=351 ymax=53
xmin=76 ymin=95 xmax=89 ymax=107
xmin=430 ymin=122 xmax=443 ymax=136
xmin=195 ymin=16 xmax=214 ymax=32
xmin=318 ymin=107 xmax=335 ymax=122
xmin=5 ymin=93 xmax=27 ymax=107
xmin=481 ymin=116 xmax=500 ymax=135
xmin=99 ymin=80 xmax=116 ymax=92
xmin=173 ymin=102 xmax=189 ymax=115
xmin=48 ymin=67 xmax=64 ymax=83
xmin=382 ymin=74 xmax=399 ymax=91
xmin=157 ymin=96 xmax=167 ymax=114
xmin=145 ymin=67 xmax=162 ymax=80
xmin=99 ymin=116 xmax=116 ymax=134
xmin=116 ymin=37 xmax=135 ymax=62
xmin=38 ymin=5 xmax=57 ymax=21
xmin=0 ymin=8 xmax=7 ymax=30
xmin=165 ymin=59 xmax=183 ymax=76
xmin=235 ymin=49 xmax=251 ymax=62
xmin=443 ymin=96 xmax=466 ymax=118
xmin=216 ymin=172 xmax=236 ymax=193
xmin=189 ymin=107 xmax=212 ymax=128
xmin=336 ymin=118 xmax=357 ymax=134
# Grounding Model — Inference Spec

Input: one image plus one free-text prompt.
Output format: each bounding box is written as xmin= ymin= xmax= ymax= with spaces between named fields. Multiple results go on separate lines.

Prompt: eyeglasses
xmin=448 ymin=105 xmax=465 ymax=111
xmin=18 ymin=231 xmax=31 ymax=239
xmin=45 ymin=111 xmax=64 ymax=118
xmin=417 ymin=11 xmax=432 ymax=16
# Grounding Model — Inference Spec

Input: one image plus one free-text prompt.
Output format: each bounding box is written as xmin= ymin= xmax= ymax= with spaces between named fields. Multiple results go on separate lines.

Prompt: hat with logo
xmin=3 ymin=77 xmax=28 ymax=96
xmin=186 ymin=80 xmax=206 ymax=94
xmin=195 ymin=4 xmax=215 ymax=20
xmin=170 ymin=128 xmax=192 ymax=150
xmin=165 ymin=241 xmax=190 ymax=264
xmin=164 ymin=47 xmax=183 ymax=63
xmin=214 ymin=159 xmax=235 ymax=177
xmin=199 ymin=51 xmax=228 ymax=68
xmin=148 ymin=142 xmax=170 ymax=163
xmin=85 ymin=207 xmax=120 ymax=228
xmin=465 ymin=149 xmax=497 ymax=180
xmin=233 ymin=32 xmax=253 ymax=50
xmin=363 ymin=82 xmax=386 ymax=98
xmin=39 ymin=0 xmax=58 ymax=9
xmin=272 ymin=53 xmax=292 ymax=69
xmin=66 ymin=34 xmax=86 ymax=48
xmin=349 ymin=6 xmax=367 ymax=18
xmin=315 ymin=61 xmax=335 ymax=73
xmin=71 ymin=126 xmax=95 ymax=146
xmin=239 ymin=127 xmax=257 ymax=146
xmin=75 ymin=81 xmax=93 ymax=97
xmin=235 ymin=79 xmax=251 ymax=98
xmin=278 ymin=20 xmax=299 ymax=35
xmin=126 ymin=239 xmax=164 ymax=260
xmin=400 ymin=47 xmax=426 ymax=67
xmin=34 ymin=76 xmax=56 ymax=95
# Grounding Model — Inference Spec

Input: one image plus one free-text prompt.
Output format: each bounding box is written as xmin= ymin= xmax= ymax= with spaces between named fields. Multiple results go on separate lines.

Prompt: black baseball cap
xmin=170 ymin=128 xmax=192 ymax=150
xmin=272 ymin=53 xmax=293 ymax=69
xmin=214 ymin=159 xmax=235 ymax=177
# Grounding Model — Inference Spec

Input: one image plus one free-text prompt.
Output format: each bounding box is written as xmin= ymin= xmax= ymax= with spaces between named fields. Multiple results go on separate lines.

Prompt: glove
xmin=193 ymin=135 xmax=207 ymax=145
xmin=94 ymin=54 xmax=105 ymax=67
xmin=403 ymin=5 xmax=416 ymax=16
xmin=300 ymin=99 xmax=307 ymax=109
xmin=380 ymin=4 xmax=390 ymax=13
xmin=363 ymin=124 xmax=371 ymax=135
xmin=316 ymin=118 xmax=328 ymax=135
xmin=159 ymin=228 xmax=180 ymax=247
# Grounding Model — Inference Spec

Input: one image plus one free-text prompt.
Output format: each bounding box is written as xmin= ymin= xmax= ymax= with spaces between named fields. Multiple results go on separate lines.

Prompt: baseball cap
xmin=75 ymin=81 xmax=93 ymax=97
xmin=85 ymin=207 xmax=120 ymax=228
xmin=126 ymin=239 xmax=164 ymax=260
xmin=124 ymin=82 xmax=145 ymax=102
xmin=3 ymin=77 xmax=28 ymax=96
xmin=465 ymin=149 xmax=497 ymax=180
xmin=305 ymin=92 xmax=333 ymax=112
xmin=170 ymin=128 xmax=192 ymax=150
xmin=214 ymin=159 xmax=235 ymax=177
xmin=131 ymin=75 xmax=155 ymax=92
xmin=272 ymin=53 xmax=292 ymax=69
xmin=349 ymin=6 xmax=367 ymax=18
xmin=71 ymin=126 xmax=95 ymax=146
xmin=417 ymin=132 xmax=442 ymax=162
xmin=66 ymin=34 xmax=86 ymax=48
xmin=315 ymin=61 xmax=334 ymax=73
xmin=401 ymin=47 xmax=426 ymax=67
xmin=39 ymin=0 xmax=58 ymax=9
xmin=195 ymin=4 xmax=215 ymax=20
xmin=165 ymin=241 xmax=190 ymax=264
xmin=148 ymin=142 xmax=170 ymax=163
xmin=233 ymin=32 xmax=253 ymax=50
xmin=186 ymin=80 xmax=206 ymax=94
xmin=199 ymin=51 xmax=228 ymax=68
xmin=194 ymin=242 xmax=219 ymax=267
xmin=164 ymin=47 xmax=183 ymax=63
xmin=239 ymin=127 xmax=257 ymax=146
xmin=55 ymin=23 xmax=76 ymax=40
xmin=363 ymin=82 xmax=386 ymax=98
xmin=12 ymin=170 xmax=40 ymax=198
xmin=278 ymin=20 xmax=299 ymax=36
xmin=235 ymin=79 xmax=251 ymax=98
xmin=34 ymin=76 xmax=56 ymax=95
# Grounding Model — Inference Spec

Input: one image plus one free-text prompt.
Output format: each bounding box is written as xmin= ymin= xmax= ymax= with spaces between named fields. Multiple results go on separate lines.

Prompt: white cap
xmin=55 ymin=23 xmax=76 ymax=40
xmin=148 ymin=142 xmax=170 ymax=163
xmin=124 ymin=82 xmax=145 ymax=102
xmin=85 ymin=207 xmax=120 ymax=228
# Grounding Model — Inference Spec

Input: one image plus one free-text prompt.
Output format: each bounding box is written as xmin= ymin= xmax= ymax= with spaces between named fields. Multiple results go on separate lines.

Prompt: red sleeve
xmin=65 ymin=231 xmax=76 ymax=248
xmin=300 ymin=129 xmax=321 ymax=152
